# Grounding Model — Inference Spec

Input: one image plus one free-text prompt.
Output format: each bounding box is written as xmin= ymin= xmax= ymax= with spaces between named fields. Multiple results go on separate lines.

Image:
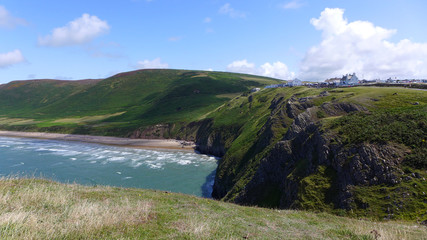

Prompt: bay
xmin=0 ymin=136 xmax=217 ymax=197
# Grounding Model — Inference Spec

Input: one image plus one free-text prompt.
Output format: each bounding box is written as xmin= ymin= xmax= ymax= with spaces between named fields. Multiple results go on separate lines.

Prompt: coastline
xmin=0 ymin=130 xmax=196 ymax=151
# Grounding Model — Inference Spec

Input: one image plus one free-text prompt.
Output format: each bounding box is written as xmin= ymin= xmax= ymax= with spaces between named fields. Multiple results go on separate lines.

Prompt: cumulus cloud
xmin=299 ymin=8 xmax=427 ymax=80
xmin=227 ymin=59 xmax=255 ymax=74
xmin=227 ymin=59 xmax=294 ymax=80
xmin=219 ymin=3 xmax=246 ymax=18
xmin=135 ymin=58 xmax=169 ymax=69
xmin=281 ymin=0 xmax=304 ymax=10
xmin=0 ymin=5 xmax=27 ymax=28
xmin=38 ymin=14 xmax=110 ymax=47
xmin=0 ymin=50 xmax=25 ymax=68
xmin=204 ymin=17 xmax=212 ymax=23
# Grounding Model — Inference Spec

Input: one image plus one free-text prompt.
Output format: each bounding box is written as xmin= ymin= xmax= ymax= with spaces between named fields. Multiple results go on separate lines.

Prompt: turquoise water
xmin=0 ymin=136 xmax=218 ymax=197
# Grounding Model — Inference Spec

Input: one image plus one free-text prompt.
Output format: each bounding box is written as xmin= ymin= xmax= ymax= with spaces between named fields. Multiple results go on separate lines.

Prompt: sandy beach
xmin=0 ymin=131 xmax=196 ymax=151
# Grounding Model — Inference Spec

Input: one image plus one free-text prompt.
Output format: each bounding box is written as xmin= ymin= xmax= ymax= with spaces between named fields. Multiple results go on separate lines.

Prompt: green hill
xmin=0 ymin=178 xmax=425 ymax=239
xmin=0 ymin=69 xmax=281 ymax=135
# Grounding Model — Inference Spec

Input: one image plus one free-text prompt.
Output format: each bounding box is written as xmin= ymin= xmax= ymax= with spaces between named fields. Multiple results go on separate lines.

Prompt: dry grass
xmin=52 ymin=111 xmax=126 ymax=124
xmin=0 ymin=118 xmax=40 ymax=125
xmin=0 ymin=177 xmax=426 ymax=239
xmin=0 ymin=177 xmax=152 ymax=239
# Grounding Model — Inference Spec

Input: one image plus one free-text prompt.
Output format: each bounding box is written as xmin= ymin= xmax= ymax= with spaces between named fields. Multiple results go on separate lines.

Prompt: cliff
xmin=209 ymin=88 xmax=426 ymax=220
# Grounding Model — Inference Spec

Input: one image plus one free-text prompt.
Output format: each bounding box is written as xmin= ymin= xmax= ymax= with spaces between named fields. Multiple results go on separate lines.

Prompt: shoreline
xmin=0 ymin=130 xmax=196 ymax=151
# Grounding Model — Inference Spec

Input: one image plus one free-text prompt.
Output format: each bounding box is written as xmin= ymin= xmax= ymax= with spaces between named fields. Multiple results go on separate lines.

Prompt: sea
xmin=0 ymin=136 xmax=218 ymax=197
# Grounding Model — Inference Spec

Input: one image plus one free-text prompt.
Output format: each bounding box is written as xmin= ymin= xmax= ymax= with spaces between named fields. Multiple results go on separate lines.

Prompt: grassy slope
xmin=0 ymin=178 xmax=425 ymax=240
xmin=0 ymin=70 xmax=281 ymax=135
xmin=0 ymin=79 xmax=100 ymax=117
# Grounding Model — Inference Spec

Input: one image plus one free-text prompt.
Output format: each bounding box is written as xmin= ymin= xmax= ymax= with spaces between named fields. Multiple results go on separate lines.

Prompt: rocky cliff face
xmin=213 ymin=93 xmax=421 ymax=218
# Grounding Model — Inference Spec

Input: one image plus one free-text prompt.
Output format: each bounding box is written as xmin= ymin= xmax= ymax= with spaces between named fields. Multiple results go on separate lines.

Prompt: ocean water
xmin=0 ymin=136 xmax=218 ymax=197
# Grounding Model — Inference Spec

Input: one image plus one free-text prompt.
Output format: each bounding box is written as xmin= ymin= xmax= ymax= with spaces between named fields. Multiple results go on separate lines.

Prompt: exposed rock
xmin=248 ymin=95 xmax=253 ymax=102
xmin=285 ymin=96 xmax=314 ymax=119
xmin=320 ymin=102 xmax=368 ymax=116
xmin=318 ymin=91 xmax=330 ymax=97
xmin=229 ymin=100 xmax=405 ymax=210
xmin=129 ymin=124 xmax=173 ymax=139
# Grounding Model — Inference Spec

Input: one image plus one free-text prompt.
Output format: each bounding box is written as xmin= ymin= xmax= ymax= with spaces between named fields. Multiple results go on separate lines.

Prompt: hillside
xmin=0 ymin=178 xmax=425 ymax=239
xmin=0 ymin=70 xmax=426 ymax=222
xmin=0 ymin=69 xmax=281 ymax=136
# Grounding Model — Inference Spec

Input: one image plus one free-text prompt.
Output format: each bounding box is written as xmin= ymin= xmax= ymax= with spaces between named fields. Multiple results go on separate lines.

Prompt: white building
xmin=340 ymin=73 xmax=359 ymax=85
xmin=288 ymin=78 xmax=302 ymax=87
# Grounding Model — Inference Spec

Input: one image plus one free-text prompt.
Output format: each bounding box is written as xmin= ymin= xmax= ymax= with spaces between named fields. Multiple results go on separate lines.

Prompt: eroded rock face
xmin=129 ymin=124 xmax=173 ymax=139
xmin=231 ymin=99 xmax=406 ymax=210
xmin=320 ymin=102 xmax=368 ymax=116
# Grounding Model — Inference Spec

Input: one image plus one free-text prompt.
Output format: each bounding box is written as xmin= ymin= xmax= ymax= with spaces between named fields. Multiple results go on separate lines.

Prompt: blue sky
xmin=1 ymin=0 xmax=427 ymax=83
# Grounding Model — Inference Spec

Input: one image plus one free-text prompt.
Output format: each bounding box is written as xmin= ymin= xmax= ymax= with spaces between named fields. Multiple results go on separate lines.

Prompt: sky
xmin=1 ymin=0 xmax=427 ymax=83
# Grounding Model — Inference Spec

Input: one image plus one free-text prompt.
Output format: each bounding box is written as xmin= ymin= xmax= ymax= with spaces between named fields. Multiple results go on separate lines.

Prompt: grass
xmin=328 ymin=105 xmax=427 ymax=168
xmin=0 ymin=177 xmax=426 ymax=240
xmin=0 ymin=69 xmax=281 ymax=136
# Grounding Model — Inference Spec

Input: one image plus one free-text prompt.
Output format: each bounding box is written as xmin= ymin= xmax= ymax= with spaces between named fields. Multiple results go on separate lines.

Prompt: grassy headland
xmin=0 ymin=177 xmax=425 ymax=239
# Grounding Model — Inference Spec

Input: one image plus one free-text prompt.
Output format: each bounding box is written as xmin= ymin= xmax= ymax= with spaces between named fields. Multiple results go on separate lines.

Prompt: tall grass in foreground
xmin=0 ymin=177 xmax=426 ymax=239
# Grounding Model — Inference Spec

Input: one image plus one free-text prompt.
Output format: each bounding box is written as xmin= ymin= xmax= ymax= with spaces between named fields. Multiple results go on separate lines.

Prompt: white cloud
xmin=38 ymin=14 xmax=110 ymax=47
xmin=135 ymin=58 xmax=169 ymax=69
xmin=219 ymin=3 xmax=246 ymax=18
xmin=227 ymin=59 xmax=255 ymax=74
xmin=227 ymin=59 xmax=294 ymax=80
xmin=260 ymin=62 xmax=295 ymax=79
xmin=281 ymin=0 xmax=304 ymax=10
xmin=204 ymin=17 xmax=212 ymax=23
xmin=0 ymin=50 xmax=25 ymax=68
xmin=299 ymin=8 xmax=427 ymax=80
xmin=0 ymin=5 xmax=26 ymax=28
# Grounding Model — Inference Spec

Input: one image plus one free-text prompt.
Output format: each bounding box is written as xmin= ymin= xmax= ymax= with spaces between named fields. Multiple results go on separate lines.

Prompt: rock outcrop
xmin=216 ymin=95 xmax=409 ymax=212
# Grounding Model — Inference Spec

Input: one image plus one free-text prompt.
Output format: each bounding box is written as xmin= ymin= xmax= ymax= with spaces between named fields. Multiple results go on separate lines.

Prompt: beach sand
xmin=0 ymin=131 xmax=196 ymax=151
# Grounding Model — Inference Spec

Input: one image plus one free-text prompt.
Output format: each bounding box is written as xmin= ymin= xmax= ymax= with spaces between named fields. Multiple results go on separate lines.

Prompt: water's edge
xmin=0 ymin=136 xmax=218 ymax=197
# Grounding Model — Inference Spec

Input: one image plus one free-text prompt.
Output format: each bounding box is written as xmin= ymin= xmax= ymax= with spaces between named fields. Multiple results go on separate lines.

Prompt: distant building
xmin=386 ymin=78 xmax=396 ymax=84
xmin=250 ymin=88 xmax=261 ymax=92
xmin=264 ymin=83 xmax=287 ymax=89
xmin=340 ymin=73 xmax=359 ymax=85
xmin=288 ymin=78 xmax=302 ymax=87
xmin=325 ymin=77 xmax=341 ymax=85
